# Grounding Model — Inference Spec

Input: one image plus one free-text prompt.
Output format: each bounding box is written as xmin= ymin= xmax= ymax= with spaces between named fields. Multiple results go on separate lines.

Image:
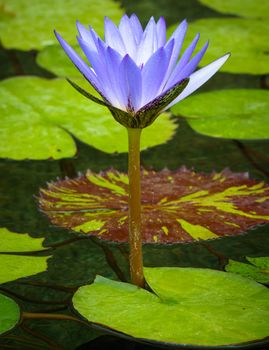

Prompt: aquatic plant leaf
xmin=37 ymin=44 xmax=82 ymax=78
xmin=73 ymin=267 xmax=269 ymax=346
xmin=199 ymin=0 xmax=269 ymax=19
xmin=0 ymin=0 xmax=123 ymax=50
xmin=0 ymin=293 xmax=20 ymax=335
xmin=0 ymin=77 xmax=176 ymax=160
xmin=0 ymin=228 xmax=50 ymax=283
xmin=168 ymin=18 xmax=269 ymax=74
xmin=171 ymin=89 xmax=269 ymax=140
xmin=39 ymin=168 xmax=269 ymax=243
xmin=226 ymin=257 xmax=269 ymax=284
xmin=0 ymin=227 xmax=46 ymax=253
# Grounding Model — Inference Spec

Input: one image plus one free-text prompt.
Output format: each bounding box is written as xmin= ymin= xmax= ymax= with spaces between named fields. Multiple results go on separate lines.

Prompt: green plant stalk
xmin=127 ymin=128 xmax=145 ymax=288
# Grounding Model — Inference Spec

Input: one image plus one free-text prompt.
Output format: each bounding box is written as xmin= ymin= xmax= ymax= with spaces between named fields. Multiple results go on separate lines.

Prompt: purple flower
xmin=55 ymin=15 xmax=230 ymax=128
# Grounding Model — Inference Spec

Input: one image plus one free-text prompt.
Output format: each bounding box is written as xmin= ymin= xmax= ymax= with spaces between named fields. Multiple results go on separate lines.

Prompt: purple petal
xmin=76 ymin=21 xmax=98 ymax=51
xmin=156 ymin=17 xmax=166 ymax=48
xmin=104 ymin=17 xmax=126 ymax=56
xmin=54 ymin=30 xmax=105 ymax=98
xmin=129 ymin=14 xmax=143 ymax=45
xmin=77 ymin=37 xmax=109 ymax=91
xmin=141 ymin=40 xmax=174 ymax=106
xmin=78 ymin=37 xmax=123 ymax=107
xmin=89 ymin=26 xmax=105 ymax=48
xmin=164 ymin=19 xmax=188 ymax=81
xmin=119 ymin=55 xmax=142 ymax=111
xmin=166 ymin=33 xmax=200 ymax=87
xmin=119 ymin=15 xmax=137 ymax=57
xmin=167 ymin=53 xmax=230 ymax=108
xmin=105 ymin=47 xmax=129 ymax=109
xmin=167 ymin=41 xmax=209 ymax=88
xmin=136 ymin=17 xmax=158 ymax=66
xmin=77 ymin=37 xmax=102 ymax=73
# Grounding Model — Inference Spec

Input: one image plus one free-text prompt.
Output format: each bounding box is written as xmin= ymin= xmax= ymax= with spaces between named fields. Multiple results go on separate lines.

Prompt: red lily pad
xmin=39 ymin=168 xmax=269 ymax=243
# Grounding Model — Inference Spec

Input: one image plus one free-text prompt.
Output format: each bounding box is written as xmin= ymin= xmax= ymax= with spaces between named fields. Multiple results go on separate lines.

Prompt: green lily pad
xmin=39 ymin=168 xmax=269 ymax=243
xmin=0 ymin=227 xmax=46 ymax=253
xmin=0 ymin=293 xmax=20 ymax=335
xmin=73 ymin=267 xmax=269 ymax=346
xmin=0 ymin=77 xmax=177 ymax=160
xmin=198 ymin=0 xmax=269 ymax=19
xmin=226 ymin=257 xmax=269 ymax=284
xmin=171 ymin=89 xmax=269 ymax=140
xmin=0 ymin=228 xmax=50 ymax=284
xmin=0 ymin=0 xmax=123 ymax=50
xmin=37 ymin=44 xmax=84 ymax=78
xmin=168 ymin=18 xmax=269 ymax=75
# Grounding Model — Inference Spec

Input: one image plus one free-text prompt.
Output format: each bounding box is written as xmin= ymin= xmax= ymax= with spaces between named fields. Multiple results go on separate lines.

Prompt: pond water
xmin=0 ymin=0 xmax=269 ymax=349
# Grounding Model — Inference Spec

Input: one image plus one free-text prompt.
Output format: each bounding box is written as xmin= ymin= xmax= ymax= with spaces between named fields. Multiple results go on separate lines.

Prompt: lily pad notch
xmin=72 ymin=267 xmax=269 ymax=348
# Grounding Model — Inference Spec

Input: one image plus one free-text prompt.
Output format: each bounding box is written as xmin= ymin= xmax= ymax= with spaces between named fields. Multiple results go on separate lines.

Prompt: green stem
xmin=127 ymin=128 xmax=145 ymax=288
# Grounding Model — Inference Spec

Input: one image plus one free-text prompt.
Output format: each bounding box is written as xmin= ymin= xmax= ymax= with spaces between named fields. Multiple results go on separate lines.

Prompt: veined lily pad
xmin=0 ymin=293 xmax=20 ymax=335
xmin=168 ymin=18 xmax=269 ymax=75
xmin=39 ymin=168 xmax=269 ymax=243
xmin=0 ymin=77 xmax=176 ymax=160
xmin=0 ymin=0 xmax=123 ymax=50
xmin=198 ymin=0 xmax=269 ymax=19
xmin=73 ymin=267 xmax=269 ymax=346
xmin=226 ymin=257 xmax=269 ymax=284
xmin=171 ymin=89 xmax=269 ymax=140
xmin=0 ymin=228 xmax=50 ymax=284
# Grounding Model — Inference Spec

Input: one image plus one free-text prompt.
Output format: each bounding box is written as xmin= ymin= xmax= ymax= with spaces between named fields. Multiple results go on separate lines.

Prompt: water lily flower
xmin=55 ymin=15 xmax=230 ymax=128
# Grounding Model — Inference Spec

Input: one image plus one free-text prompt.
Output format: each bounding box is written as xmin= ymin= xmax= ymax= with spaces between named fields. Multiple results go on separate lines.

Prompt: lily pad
xmin=39 ymin=168 xmax=269 ymax=243
xmin=171 ymin=89 xmax=269 ymax=140
xmin=0 ymin=293 xmax=20 ymax=335
xmin=37 ymin=44 xmax=84 ymax=78
xmin=168 ymin=18 xmax=269 ymax=74
xmin=73 ymin=267 xmax=269 ymax=346
xmin=198 ymin=0 xmax=269 ymax=19
xmin=0 ymin=0 xmax=123 ymax=50
xmin=226 ymin=257 xmax=269 ymax=284
xmin=0 ymin=227 xmax=47 ymax=253
xmin=0 ymin=228 xmax=50 ymax=284
xmin=0 ymin=77 xmax=177 ymax=160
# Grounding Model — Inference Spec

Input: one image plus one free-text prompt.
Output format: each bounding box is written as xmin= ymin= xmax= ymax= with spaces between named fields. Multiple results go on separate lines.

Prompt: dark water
xmin=1 ymin=0 xmax=269 ymax=349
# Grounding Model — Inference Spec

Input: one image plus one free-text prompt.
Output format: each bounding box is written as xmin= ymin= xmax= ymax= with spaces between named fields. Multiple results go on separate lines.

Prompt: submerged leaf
xmin=73 ymin=267 xmax=269 ymax=346
xmin=0 ymin=293 xmax=20 ymax=335
xmin=0 ymin=77 xmax=177 ymax=160
xmin=226 ymin=256 xmax=269 ymax=284
xmin=39 ymin=168 xmax=269 ymax=243
xmin=0 ymin=228 xmax=50 ymax=284
xmin=171 ymin=89 xmax=269 ymax=140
